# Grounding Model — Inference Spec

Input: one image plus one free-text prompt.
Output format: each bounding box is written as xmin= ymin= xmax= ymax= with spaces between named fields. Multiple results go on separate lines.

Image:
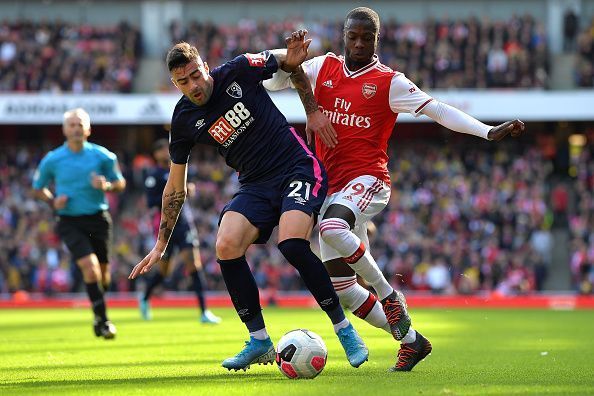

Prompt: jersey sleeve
xmin=388 ymin=73 xmax=434 ymax=117
xmin=301 ymin=54 xmax=327 ymax=92
xmin=32 ymin=153 xmax=53 ymax=189
xmin=168 ymin=125 xmax=194 ymax=165
xmin=232 ymin=51 xmax=279 ymax=82
xmin=262 ymin=54 xmax=326 ymax=92
xmin=102 ymin=151 xmax=125 ymax=182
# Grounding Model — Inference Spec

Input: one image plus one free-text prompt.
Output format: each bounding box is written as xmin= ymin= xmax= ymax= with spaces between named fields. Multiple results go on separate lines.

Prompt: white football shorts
xmin=319 ymin=175 xmax=390 ymax=262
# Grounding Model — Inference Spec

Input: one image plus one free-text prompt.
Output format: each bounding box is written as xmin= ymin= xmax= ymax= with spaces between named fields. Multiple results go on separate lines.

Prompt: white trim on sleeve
xmin=388 ymin=73 xmax=433 ymax=116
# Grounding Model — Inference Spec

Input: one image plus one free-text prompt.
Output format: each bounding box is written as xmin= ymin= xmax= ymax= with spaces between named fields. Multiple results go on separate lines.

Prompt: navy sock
xmin=190 ymin=270 xmax=207 ymax=313
xmin=85 ymin=282 xmax=108 ymax=322
xmin=218 ymin=256 xmax=264 ymax=331
xmin=245 ymin=313 xmax=266 ymax=334
xmin=278 ymin=238 xmax=345 ymax=324
xmin=143 ymin=272 xmax=164 ymax=301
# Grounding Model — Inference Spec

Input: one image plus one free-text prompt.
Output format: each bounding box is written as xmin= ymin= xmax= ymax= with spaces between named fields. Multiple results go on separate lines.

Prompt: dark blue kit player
xmin=139 ymin=138 xmax=221 ymax=324
xmin=129 ymin=30 xmax=369 ymax=371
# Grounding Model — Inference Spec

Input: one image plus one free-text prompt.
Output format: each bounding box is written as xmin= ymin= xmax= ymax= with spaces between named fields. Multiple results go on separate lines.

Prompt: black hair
xmin=344 ymin=7 xmax=380 ymax=33
xmin=166 ymin=42 xmax=200 ymax=71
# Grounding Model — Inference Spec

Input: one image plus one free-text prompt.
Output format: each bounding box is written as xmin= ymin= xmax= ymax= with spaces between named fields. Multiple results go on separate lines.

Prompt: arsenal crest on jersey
xmin=226 ymin=82 xmax=243 ymax=99
xmin=362 ymin=83 xmax=377 ymax=99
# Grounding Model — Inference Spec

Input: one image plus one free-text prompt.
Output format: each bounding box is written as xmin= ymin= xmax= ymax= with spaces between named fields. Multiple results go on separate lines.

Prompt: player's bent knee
xmin=325 ymin=258 xmax=356 ymax=277
xmin=319 ymin=218 xmax=350 ymax=246
xmin=215 ymin=235 xmax=246 ymax=260
xmin=77 ymin=256 xmax=101 ymax=283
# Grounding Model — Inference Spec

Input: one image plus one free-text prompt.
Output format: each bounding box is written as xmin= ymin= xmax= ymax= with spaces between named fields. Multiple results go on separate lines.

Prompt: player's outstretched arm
xmin=267 ymin=29 xmax=311 ymax=79
xmin=129 ymin=162 xmax=188 ymax=279
xmin=282 ymin=29 xmax=311 ymax=72
xmin=286 ymin=30 xmax=336 ymax=147
xmin=421 ymin=100 xmax=525 ymax=141
xmin=267 ymin=30 xmax=311 ymax=73
xmin=266 ymin=30 xmax=336 ymax=147
xmin=290 ymin=67 xmax=337 ymax=148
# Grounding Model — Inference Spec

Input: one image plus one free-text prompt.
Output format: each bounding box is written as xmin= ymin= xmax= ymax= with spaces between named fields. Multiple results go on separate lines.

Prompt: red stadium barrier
xmin=2 ymin=292 xmax=594 ymax=309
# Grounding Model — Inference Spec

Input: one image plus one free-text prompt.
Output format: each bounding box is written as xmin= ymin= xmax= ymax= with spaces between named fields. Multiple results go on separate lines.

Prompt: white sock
xmin=349 ymin=250 xmax=394 ymax=301
xmin=332 ymin=276 xmax=389 ymax=330
xmin=401 ymin=327 xmax=417 ymax=344
xmin=333 ymin=318 xmax=350 ymax=333
xmin=320 ymin=218 xmax=393 ymax=300
xmin=249 ymin=328 xmax=269 ymax=340
xmin=365 ymin=300 xmax=391 ymax=329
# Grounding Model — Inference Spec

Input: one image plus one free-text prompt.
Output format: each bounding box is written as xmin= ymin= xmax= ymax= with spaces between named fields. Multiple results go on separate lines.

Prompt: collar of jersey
xmin=342 ymin=55 xmax=379 ymax=78
xmin=63 ymin=141 xmax=91 ymax=152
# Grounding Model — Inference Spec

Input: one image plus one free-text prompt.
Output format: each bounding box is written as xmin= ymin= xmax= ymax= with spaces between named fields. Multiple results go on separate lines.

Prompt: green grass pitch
xmin=1 ymin=307 xmax=593 ymax=395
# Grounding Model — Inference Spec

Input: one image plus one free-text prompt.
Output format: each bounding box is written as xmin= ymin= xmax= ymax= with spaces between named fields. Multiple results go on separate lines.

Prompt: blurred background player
xmin=32 ymin=107 xmax=126 ymax=339
xmin=139 ymin=138 xmax=221 ymax=324
xmin=129 ymin=31 xmax=369 ymax=371
xmin=265 ymin=6 xmax=525 ymax=371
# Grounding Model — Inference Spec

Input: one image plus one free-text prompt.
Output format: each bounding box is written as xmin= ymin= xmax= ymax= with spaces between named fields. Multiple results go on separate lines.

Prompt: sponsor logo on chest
xmin=207 ymin=102 xmax=254 ymax=148
xmin=208 ymin=118 xmax=235 ymax=144
xmin=317 ymin=97 xmax=371 ymax=129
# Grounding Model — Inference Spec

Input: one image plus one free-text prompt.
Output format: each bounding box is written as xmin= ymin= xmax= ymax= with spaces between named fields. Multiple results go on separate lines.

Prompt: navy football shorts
xmin=220 ymin=153 xmax=328 ymax=244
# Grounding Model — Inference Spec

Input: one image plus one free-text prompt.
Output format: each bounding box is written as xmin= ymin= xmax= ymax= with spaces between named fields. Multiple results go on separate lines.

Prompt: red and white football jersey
xmin=302 ymin=53 xmax=433 ymax=194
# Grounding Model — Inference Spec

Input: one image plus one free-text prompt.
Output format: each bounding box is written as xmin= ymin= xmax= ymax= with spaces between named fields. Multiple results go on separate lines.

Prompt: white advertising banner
xmin=0 ymin=90 xmax=593 ymax=125
xmin=0 ymin=94 xmax=180 ymax=125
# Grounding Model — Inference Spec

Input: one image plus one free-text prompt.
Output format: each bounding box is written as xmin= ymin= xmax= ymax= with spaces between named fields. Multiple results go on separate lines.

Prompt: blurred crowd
xmin=375 ymin=142 xmax=553 ymax=295
xmin=0 ymin=139 xmax=570 ymax=297
xmin=8 ymin=14 xmax=594 ymax=92
xmin=0 ymin=20 xmax=141 ymax=92
xmin=167 ymin=14 xmax=549 ymax=90
xmin=575 ymin=16 xmax=594 ymax=87
xmin=568 ymin=145 xmax=594 ymax=294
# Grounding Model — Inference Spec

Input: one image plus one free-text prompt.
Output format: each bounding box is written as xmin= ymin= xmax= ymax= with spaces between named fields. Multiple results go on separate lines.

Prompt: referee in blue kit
xmin=33 ymin=108 xmax=126 ymax=339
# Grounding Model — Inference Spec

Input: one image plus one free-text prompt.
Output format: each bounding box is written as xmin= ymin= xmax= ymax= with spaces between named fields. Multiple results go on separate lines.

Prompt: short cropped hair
xmin=63 ymin=108 xmax=91 ymax=130
xmin=344 ymin=7 xmax=380 ymax=33
xmin=166 ymin=42 xmax=201 ymax=71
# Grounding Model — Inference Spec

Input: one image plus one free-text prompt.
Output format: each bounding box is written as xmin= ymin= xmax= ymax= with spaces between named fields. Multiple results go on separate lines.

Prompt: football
xmin=275 ymin=329 xmax=328 ymax=379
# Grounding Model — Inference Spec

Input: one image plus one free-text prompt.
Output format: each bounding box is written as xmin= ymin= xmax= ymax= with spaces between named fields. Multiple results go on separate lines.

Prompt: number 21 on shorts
xmin=287 ymin=180 xmax=312 ymax=201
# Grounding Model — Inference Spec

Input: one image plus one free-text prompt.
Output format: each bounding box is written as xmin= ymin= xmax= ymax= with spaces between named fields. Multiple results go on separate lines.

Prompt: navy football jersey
xmin=169 ymin=51 xmax=306 ymax=183
xmin=144 ymin=165 xmax=191 ymax=227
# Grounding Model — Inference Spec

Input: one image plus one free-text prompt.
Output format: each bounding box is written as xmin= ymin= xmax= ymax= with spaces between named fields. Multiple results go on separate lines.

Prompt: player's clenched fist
xmin=487 ymin=119 xmax=525 ymax=141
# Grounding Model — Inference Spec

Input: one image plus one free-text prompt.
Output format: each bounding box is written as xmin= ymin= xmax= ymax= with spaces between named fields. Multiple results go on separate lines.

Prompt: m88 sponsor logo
xmin=208 ymin=102 xmax=254 ymax=148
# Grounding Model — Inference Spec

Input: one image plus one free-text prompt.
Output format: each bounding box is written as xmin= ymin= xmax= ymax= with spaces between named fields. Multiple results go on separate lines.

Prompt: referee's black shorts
xmin=56 ymin=211 xmax=113 ymax=263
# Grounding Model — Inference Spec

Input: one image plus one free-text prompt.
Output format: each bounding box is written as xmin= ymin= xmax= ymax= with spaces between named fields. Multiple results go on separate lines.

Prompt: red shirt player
xmin=265 ymin=7 xmax=524 ymax=372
